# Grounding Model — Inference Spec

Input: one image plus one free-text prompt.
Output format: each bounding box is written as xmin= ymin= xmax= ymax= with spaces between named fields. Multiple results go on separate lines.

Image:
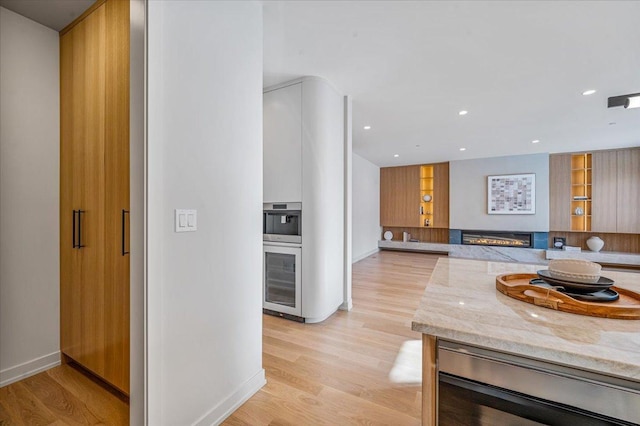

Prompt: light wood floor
xmin=0 ymin=362 xmax=128 ymax=425
xmin=0 ymin=250 xmax=439 ymax=425
xmin=225 ymin=250 xmax=442 ymax=425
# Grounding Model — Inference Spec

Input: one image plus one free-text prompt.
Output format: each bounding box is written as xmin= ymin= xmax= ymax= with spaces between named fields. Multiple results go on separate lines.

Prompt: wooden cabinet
xmin=263 ymin=83 xmax=303 ymax=203
xmin=591 ymin=151 xmax=617 ymax=233
xmin=380 ymin=165 xmax=420 ymax=227
xmin=616 ymin=148 xmax=640 ymax=233
xmin=380 ymin=162 xmax=449 ymax=228
xmin=549 ymin=153 xmax=571 ymax=231
xmin=60 ymin=0 xmax=129 ymax=395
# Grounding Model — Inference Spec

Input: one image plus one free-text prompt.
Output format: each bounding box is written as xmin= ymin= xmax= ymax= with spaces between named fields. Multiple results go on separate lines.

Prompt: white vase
xmin=586 ymin=236 xmax=604 ymax=252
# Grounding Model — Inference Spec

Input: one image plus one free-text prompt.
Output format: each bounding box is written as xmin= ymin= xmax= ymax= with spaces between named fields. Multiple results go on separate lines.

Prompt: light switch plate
xmin=175 ymin=209 xmax=197 ymax=232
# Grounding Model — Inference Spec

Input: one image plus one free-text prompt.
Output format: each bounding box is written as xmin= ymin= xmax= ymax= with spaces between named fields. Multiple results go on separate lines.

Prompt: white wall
xmin=301 ymin=78 xmax=345 ymax=322
xmin=147 ymin=2 xmax=264 ymax=425
xmin=352 ymin=153 xmax=381 ymax=262
xmin=449 ymin=153 xmax=549 ymax=232
xmin=0 ymin=7 xmax=60 ymax=386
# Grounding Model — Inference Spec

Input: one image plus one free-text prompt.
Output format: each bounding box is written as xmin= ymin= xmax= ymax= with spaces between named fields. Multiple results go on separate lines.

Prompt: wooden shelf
xmin=570 ymin=153 xmax=592 ymax=232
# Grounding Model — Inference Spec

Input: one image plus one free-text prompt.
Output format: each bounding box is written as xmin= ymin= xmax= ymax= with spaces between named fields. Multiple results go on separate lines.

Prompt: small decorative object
xmin=562 ymin=245 xmax=581 ymax=252
xmin=553 ymin=237 xmax=566 ymax=249
xmin=574 ymin=206 xmax=584 ymax=215
xmin=488 ymin=173 xmax=535 ymax=214
xmin=383 ymin=231 xmax=393 ymax=241
xmin=422 ymin=194 xmax=432 ymax=202
xmin=586 ymin=236 xmax=605 ymax=252
xmin=403 ymin=232 xmax=411 ymax=242
xmin=424 ymin=218 xmax=430 ymax=227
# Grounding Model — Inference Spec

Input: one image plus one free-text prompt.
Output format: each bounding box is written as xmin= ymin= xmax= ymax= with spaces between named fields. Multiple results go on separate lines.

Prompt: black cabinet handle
xmin=77 ymin=210 xmax=85 ymax=248
xmin=122 ymin=209 xmax=130 ymax=256
xmin=72 ymin=210 xmax=77 ymax=248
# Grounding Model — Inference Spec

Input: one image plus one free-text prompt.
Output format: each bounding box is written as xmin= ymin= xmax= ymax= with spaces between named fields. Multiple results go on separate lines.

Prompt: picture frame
xmin=487 ymin=173 xmax=535 ymax=214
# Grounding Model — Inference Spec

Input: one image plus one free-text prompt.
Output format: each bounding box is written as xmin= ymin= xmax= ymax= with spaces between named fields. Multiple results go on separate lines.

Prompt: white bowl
xmin=548 ymin=259 xmax=601 ymax=283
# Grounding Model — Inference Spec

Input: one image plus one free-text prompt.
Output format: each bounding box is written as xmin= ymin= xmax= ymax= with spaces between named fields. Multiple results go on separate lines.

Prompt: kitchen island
xmin=412 ymin=257 xmax=640 ymax=425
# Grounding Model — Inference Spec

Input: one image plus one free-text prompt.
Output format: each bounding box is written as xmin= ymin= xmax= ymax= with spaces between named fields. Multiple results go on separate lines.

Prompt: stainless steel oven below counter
xmin=263 ymin=202 xmax=301 ymax=244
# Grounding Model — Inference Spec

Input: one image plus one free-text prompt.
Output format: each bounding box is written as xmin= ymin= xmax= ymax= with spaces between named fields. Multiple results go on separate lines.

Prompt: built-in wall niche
xmin=420 ymin=165 xmax=434 ymax=227
xmin=571 ymin=153 xmax=592 ymax=231
xmin=548 ymin=232 xmax=640 ymax=254
xmin=382 ymin=227 xmax=449 ymax=244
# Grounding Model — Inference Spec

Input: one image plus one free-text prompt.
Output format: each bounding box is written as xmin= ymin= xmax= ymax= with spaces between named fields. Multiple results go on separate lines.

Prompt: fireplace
xmin=461 ymin=230 xmax=532 ymax=248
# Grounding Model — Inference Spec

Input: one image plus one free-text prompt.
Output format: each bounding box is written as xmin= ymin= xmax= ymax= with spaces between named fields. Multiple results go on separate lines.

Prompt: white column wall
xmin=146 ymin=2 xmax=265 ymax=424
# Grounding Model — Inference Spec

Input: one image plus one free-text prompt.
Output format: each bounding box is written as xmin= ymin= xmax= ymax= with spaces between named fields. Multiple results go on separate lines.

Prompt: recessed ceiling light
xmin=609 ymin=122 xmax=616 ymax=125
xmin=363 ymin=125 xmax=371 ymax=130
xmin=458 ymin=110 xmax=468 ymax=116
xmin=393 ymin=154 xmax=399 ymax=157
xmin=582 ymin=89 xmax=596 ymax=96
xmin=459 ymin=147 xmax=466 ymax=151
xmin=531 ymin=140 xmax=540 ymax=144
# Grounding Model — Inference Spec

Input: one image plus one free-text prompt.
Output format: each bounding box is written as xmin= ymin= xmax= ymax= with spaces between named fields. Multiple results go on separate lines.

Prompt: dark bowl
xmin=537 ymin=270 xmax=614 ymax=293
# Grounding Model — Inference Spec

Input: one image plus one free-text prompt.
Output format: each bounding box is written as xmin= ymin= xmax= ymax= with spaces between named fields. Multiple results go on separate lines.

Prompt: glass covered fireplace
xmin=461 ymin=230 xmax=532 ymax=248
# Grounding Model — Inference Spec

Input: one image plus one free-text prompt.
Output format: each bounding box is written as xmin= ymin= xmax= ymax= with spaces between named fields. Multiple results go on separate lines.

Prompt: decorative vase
xmin=586 ymin=236 xmax=604 ymax=252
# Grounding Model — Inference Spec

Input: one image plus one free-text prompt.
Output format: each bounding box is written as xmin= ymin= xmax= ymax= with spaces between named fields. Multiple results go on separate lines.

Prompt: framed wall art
xmin=487 ymin=173 xmax=535 ymax=214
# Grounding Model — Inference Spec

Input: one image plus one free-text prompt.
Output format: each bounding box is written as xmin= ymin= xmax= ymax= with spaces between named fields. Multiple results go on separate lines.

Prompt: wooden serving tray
xmin=496 ymin=273 xmax=640 ymax=320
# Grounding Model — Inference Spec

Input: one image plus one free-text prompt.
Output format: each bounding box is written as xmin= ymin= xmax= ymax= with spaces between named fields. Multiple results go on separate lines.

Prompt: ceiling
xmin=0 ymin=0 xmax=94 ymax=31
xmin=3 ymin=1 xmax=638 ymax=167
xmin=263 ymin=1 xmax=640 ymax=166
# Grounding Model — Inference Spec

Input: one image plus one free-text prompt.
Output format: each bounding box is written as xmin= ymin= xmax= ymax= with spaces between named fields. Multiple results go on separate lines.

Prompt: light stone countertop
xmin=411 ymin=257 xmax=640 ymax=381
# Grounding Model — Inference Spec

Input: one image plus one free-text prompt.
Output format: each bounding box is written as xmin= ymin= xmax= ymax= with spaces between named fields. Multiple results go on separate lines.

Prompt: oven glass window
xmin=265 ymin=252 xmax=296 ymax=307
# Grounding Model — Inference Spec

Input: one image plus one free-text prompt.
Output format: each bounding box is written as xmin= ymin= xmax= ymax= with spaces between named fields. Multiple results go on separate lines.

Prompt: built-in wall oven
xmin=438 ymin=340 xmax=640 ymax=426
xmin=263 ymin=203 xmax=302 ymax=320
xmin=263 ymin=202 xmax=301 ymax=243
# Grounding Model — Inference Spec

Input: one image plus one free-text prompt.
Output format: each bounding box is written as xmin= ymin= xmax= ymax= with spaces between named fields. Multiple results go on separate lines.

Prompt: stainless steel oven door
xmin=438 ymin=340 xmax=640 ymax=426
xmin=263 ymin=244 xmax=301 ymax=317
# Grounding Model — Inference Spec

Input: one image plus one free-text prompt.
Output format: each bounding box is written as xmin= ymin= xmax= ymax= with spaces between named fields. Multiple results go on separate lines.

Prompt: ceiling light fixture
xmin=582 ymin=89 xmax=596 ymax=96
xmin=531 ymin=140 xmax=540 ymax=144
xmin=625 ymin=96 xmax=640 ymax=109
xmin=458 ymin=110 xmax=468 ymax=116
xmin=393 ymin=154 xmax=399 ymax=157
xmin=363 ymin=125 xmax=371 ymax=130
xmin=459 ymin=148 xmax=466 ymax=151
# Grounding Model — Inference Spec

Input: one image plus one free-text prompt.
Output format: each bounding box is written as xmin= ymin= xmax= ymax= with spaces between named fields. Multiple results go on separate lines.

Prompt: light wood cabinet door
xmin=60 ymin=0 xmax=129 ymax=394
xmin=380 ymin=165 xmax=421 ymax=227
xmin=431 ymin=162 xmax=449 ymax=229
xmin=549 ymin=154 xmax=572 ymax=231
xmin=591 ymin=151 xmax=618 ymax=233
xmin=103 ymin=0 xmax=130 ymax=393
xmin=60 ymin=27 xmax=83 ymax=364
xmin=617 ymin=148 xmax=640 ymax=233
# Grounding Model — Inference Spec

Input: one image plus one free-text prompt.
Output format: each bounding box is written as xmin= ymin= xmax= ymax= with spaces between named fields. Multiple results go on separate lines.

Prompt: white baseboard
xmin=352 ymin=248 xmax=379 ymax=263
xmin=0 ymin=351 xmax=61 ymax=387
xmin=339 ymin=298 xmax=353 ymax=311
xmin=193 ymin=368 xmax=266 ymax=426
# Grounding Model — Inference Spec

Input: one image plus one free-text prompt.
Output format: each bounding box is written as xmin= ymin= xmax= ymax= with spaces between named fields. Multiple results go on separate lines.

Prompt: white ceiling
xmin=263 ymin=1 xmax=640 ymax=166
xmin=0 ymin=0 xmax=94 ymax=31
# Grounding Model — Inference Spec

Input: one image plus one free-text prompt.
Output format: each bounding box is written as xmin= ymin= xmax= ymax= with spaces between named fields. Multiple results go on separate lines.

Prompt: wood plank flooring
xmin=0 ymin=250 xmax=439 ymax=425
xmin=225 ymin=251 xmax=442 ymax=425
xmin=0 ymin=362 xmax=128 ymax=425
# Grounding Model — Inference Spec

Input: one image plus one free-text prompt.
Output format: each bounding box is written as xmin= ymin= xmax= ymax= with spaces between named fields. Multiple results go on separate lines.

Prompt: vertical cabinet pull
xmin=72 ymin=210 xmax=78 ymax=248
xmin=77 ymin=210 xmax=85 ymax=248
xmin=122 ymin=209 xmax=130 ymax=256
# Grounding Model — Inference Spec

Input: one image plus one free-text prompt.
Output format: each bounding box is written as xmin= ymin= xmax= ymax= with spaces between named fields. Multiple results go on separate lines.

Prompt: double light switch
xmin=175 ymin=209 xmax=197 ymax=232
